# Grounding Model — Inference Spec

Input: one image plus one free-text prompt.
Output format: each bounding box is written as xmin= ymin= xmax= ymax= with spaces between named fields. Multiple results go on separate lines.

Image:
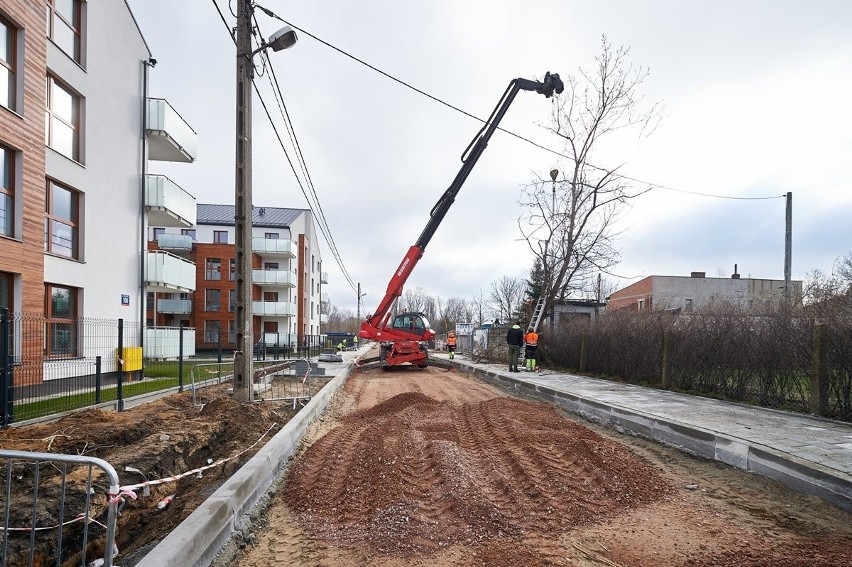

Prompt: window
xmin=205 ymin=289 xmax=220 ymax=311
xmin=44 ymin=179 xmax=80 ymax=259
xmin=637 ymin=299 xmax=645 ymax=311
xmin=229 ymin=290 xmax=235 ymax=312
xmin=0 ymin=145 xmax=14 ymax=237
xmin=145 ymin=292 xmax=154 ymax=310
xmin=311 ymin=254 xmax=315 ymax=271
xmin=45 ymin=283 xmax=77 ymax=357
xmin=264 ymin=232 xmax=278 ymax=239
xmin=264 ymin=291 xmax=278 ymax=302
xmin=205 ymin=258 xmax=221 ymax=280
xmin=264 ymin=262 xmax=278 ymax=270
xmin=204 ymin=320 xmax=220 ymax=343
xmin=1 ymin=18 xmax=16 ymax=110
xmin=152 ymin=227 xmax=165 ymax=240
xmin=46 ymin=0 xmax=82 ymax=63
xmin=229 ymin=258 xmax=235 ymax=281
xmin=1 ymin=271 xmax=12 ymax=311
xmin=213 ymin=230 xmax=228 ymax=244
xmin=45 ymin=76 xmax=81 ymax=161
xmin=684 ymin=298 xmax=693 ymax=312
xmin=181 ymin=228 xmax=196 ymax=240
xmin=228 ymin=319 xmax=235 ymax=344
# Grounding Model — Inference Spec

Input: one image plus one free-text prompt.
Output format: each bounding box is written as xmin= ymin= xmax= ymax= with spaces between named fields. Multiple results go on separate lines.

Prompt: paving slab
xmin=440 ymin=354 xmax=852 ymax=513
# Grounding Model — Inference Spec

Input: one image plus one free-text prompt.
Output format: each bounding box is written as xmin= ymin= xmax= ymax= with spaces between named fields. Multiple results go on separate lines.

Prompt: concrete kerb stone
xmin=450 ymin=360 xmax=851 ymax=513
xmin=135 ymin=363 xmax=353 ymax=567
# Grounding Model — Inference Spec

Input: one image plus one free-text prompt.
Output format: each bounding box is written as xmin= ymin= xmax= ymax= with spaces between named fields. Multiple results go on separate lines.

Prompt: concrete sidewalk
xmin=440 ymin=354 xmax=852 ymax=513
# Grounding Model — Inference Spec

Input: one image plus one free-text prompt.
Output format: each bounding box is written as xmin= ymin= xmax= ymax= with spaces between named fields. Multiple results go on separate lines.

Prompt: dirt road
xmin=231 ymin=367 xmax=852 ymax=567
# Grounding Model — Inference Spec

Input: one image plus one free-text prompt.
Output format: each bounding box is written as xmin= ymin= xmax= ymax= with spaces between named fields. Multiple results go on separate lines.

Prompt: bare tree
xmin=518 ymin=36 xmax=662 ymax=321
xmin=399 ymin=287 xmax=435 ymax=317
xmin=488 ymin=275 xmax=525 ymax=323
xmin=436 ymin=295 xmax=472 ymax=333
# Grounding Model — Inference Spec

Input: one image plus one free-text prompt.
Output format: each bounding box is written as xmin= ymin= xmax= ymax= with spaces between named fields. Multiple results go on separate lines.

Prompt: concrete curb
xmin=135 ymin=364 xmax=352 ymax=567
xmin=454 ymin=361 xmax=852 ymax=513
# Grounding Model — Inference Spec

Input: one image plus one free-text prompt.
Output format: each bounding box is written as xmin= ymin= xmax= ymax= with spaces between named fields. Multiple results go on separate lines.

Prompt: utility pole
xmin=233 ymin=0 xmax=254 ymax=401
xmin=784 ymin=191 xmax=792 ymax=303
xmin=357 ymin=282 xmax=361 ymax=321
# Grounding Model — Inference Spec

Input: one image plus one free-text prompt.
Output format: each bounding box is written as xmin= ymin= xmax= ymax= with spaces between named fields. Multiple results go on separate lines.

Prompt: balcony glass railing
xmin=146 ymin=98 xmax=198 ymax=162
xmin=156 ymin=233 xmax=193 ymax=251
xmin=145 ymin=175 xmax=196 ymax=226
xmin=252 ymin=269 xmax=296 ymax=286
xmin=320 ymin=271 xmax=329 ymax=284
xmin=145 ymin=250 xmax=196 ymax=292
xmin=156 ymin=298 xmax=192 ymax=314
xmin=252 ymin=301 xmax=297 ymax=317
xmin=144 ymin=327 xmax=196 ymax=358
xmin=251 ymin=237 xmax=295 ymax=256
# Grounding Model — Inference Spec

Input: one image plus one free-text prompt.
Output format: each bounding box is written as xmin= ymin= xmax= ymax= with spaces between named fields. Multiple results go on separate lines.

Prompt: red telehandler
xmin=358 ymin=72 xmax=563 ymax=369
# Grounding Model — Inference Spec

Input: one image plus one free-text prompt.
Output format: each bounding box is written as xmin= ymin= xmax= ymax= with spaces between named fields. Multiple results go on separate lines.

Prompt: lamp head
xmin=267 ymin=26 xmax=298 ymax=51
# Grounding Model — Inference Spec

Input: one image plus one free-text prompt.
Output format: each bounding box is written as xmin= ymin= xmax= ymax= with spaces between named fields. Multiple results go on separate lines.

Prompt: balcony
xmin=321 ymin=292 xmax=330 ymax=304
xmin=320 ymin=314 xmax=328 ymax=324
xmin=144 ymin=326 xmax=196 ymax=359
xmin=252 ymin=269 xmax=296 ymax=287
xmin=145 ymin=250 xmax=196 ymax=293
xmin=251 ymin=237 xmax=295 ymax=258
xmin=146 ymin=98 xmax=198 ymax=163
xmin=145 ymin=175 xmax=196 ymax=227
xmin=156 ymin=298 xmax=192 ymax=314
xmin=252 ymin=300 xmax=297 ymax=317
xmin=258 ymin=332 xmax=297 ymax=347
xmin=156 ymin=233 xmax=193 ymax=251
xmin=320 ymin=271 xmax=329 ymax=284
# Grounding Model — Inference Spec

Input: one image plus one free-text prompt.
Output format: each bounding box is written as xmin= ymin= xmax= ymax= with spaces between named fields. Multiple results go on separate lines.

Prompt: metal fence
xmin=0 ymin=310 xmax=327 ymax=427
xmin=0 ymin=449 xmax=119 ymax=567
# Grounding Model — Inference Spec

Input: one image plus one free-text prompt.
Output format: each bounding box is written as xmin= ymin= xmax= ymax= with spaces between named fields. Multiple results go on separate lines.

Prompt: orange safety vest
xmin=447 ymin=335 xmax=457 ymax=346
xmin=524 ymin=332 xmax=538 ymax=346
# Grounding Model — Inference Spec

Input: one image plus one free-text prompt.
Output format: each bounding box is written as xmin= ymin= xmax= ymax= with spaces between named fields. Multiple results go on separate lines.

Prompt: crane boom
xmin=359 ymin=72 xmax=563 ymax=366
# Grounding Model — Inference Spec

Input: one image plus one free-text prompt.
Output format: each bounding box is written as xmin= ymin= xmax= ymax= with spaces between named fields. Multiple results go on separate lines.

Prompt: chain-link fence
xmin=476 ymin=302 xmax=852 ymax=422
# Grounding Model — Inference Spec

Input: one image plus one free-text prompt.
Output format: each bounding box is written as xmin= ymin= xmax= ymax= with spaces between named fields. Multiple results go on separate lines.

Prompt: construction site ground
xmin=229 ymin=365 xmax=851 ymax=567
xmin=0 ymin=375 xmax=332 ymax=567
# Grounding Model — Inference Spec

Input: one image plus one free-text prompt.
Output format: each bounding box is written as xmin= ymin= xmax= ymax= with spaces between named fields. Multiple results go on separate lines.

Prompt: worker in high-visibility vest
xmin=353 ymin=335 xmax=359 ymax=350
xmin=446 ymin=331 xmax=457 ymax=360
xmin=524 ymin=328 xmax=539 ymax=371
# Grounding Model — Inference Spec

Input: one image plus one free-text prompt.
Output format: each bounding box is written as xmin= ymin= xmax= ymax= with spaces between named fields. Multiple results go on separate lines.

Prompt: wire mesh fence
xmin=0 ymin=310 xmax=328 ymax=427
xmin=478 ymin=302 xmax=852 ymax=422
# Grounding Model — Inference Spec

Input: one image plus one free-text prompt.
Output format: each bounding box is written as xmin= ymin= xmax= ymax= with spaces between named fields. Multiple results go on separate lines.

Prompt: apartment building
xmin=607 ymin=271 xmax=803 ymax=312
xmin=148 ymin=204 xmax=326 ymax=351
xmin=0 ymin=1 xmax=196 ymax=371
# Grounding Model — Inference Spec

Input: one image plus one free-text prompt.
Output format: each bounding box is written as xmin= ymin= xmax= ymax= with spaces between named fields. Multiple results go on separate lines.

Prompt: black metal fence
xmin=480 ymin=303 xmax=852 ymax=422
xmin=0 ymin=310 xmax=326 ymax=427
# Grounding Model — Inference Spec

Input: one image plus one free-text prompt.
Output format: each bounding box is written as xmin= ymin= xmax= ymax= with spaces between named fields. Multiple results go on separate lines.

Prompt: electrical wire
xmin=211 ymin=0 xmax=358 ymax=291
xmin=251 ymin=15 xmax=357 ymax=291
xmin=254 ymin=4 xmax=785 ymax=202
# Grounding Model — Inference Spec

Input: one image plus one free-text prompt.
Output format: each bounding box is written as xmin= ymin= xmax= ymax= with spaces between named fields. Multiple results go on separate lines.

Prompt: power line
xmin=211 ymin=0 xmax=358 ymax=291
xmin=526 ymin=179 xmax=786 ymax=201
xmin=251 ymin=16 xmax=357 ymax=291
xmin=254 ymin=4 xmax=785 ymax=202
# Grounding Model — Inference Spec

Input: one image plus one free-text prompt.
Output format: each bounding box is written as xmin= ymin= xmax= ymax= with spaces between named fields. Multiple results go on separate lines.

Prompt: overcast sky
xmin=128 ymin=0 xmax=852 ymax=314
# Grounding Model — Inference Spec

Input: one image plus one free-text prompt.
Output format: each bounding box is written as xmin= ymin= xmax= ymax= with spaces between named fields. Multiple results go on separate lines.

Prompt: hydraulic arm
xmin=359 ymin=72 xmax=563 ymax=367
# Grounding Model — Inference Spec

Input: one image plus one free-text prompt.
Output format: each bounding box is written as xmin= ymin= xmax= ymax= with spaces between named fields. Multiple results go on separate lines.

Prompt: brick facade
xmin=607 ymin=277 xmax=653 ymax=311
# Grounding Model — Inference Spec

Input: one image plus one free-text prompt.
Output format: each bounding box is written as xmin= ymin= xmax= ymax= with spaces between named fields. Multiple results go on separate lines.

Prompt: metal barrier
xmin=0 ymin=450 xmax=119 ymax=567
xmin=190 ymin=360 xmax=315 ymax=408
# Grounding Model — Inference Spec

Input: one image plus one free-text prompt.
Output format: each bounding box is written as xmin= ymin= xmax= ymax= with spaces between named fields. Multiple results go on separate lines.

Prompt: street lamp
xmin=233 ymin=3 xmax=297 ymax=401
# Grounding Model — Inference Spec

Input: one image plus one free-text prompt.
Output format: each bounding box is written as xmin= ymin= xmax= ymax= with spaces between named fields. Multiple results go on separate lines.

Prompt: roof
xmin=196 ymin=204 xmax=308 ymax=228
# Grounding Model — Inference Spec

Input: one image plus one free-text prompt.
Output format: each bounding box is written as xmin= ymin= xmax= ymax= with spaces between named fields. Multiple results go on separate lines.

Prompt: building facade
xmin=607 ymin=271 xmax=803 ymax=312
xmin=148 ymin=204 xmax=326 ymax=351
xmin=0 ymin=0 xmax=197 ymax=374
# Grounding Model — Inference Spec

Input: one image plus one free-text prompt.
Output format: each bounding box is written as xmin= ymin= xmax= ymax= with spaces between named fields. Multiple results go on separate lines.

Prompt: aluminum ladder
xmin=527 ymin=295 xmax=546 ymax=332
